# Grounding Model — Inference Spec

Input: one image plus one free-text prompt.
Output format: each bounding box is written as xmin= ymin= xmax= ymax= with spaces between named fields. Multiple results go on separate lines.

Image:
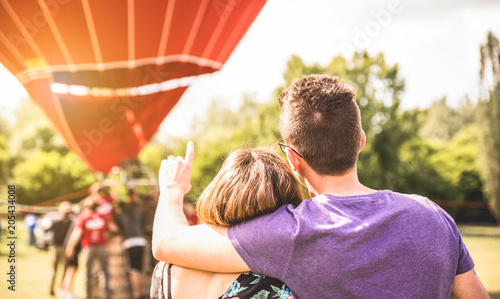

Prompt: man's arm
xmin=151 ymin=142 xmax=250 ymax=273
xmin=450 ymin=268 xmax=489 ymax=299
xmin=65 ymin=226 xmax=83 ymax=259
xmin=107 ymin=220 xmax=119 ymax=233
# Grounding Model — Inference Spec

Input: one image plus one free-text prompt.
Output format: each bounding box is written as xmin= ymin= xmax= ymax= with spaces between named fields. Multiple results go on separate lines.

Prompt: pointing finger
xmin=184 ymin=141 xmax=194 ymax=167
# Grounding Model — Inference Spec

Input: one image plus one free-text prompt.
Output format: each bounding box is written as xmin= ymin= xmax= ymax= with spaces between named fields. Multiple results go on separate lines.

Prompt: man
xmin=24 ymin=213 xmax=37 ymax=246
xmin=66 ymin=198 xmax=117 ymax=299
xmin=115 ymin=200 xmax=147 ymax=299
xmin=140 ymin=192 xmax=159 ymax=272
xmin=94 ymin=187 xmax=114 ymax=222
xmin=46 ymin=201 xmax=74 ymax=296
xmin=152 ymin=75 xmax=488 ymax=298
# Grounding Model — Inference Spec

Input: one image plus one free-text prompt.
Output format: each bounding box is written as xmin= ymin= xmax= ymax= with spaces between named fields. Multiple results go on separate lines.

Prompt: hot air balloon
xmin=0 ymin=0 xmax=266 ymax=173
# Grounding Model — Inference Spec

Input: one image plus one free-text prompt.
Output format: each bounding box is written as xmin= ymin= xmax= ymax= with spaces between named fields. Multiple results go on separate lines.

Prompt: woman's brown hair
xmin=196 ymin=148 xmax=303 ymax=226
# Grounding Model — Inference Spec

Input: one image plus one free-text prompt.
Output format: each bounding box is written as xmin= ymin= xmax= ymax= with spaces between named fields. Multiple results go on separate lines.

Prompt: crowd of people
xmin=43 ymin=186 xmax=197 ymax=299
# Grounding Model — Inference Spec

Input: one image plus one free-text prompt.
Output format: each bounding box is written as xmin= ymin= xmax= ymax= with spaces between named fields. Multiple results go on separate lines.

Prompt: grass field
xmin=0 ymin=222 xmax=85 ymax=299
xmin=460 ymin=225 xmax=500 ymax=298
xmin=0 ymin=221 xmax=499 ymax=298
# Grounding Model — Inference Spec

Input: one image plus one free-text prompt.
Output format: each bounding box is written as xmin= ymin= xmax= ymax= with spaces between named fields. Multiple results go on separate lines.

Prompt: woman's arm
xmin=151 ymin=142 xmax=250 ymax=273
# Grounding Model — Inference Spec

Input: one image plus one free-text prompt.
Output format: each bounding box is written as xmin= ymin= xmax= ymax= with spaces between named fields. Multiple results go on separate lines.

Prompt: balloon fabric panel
xmin=0 ymin=0 xmax=267 ymax=172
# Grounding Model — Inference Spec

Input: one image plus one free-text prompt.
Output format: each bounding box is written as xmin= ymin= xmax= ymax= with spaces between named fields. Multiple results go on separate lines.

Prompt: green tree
xmin=428 ymin=126 xmax=494 ymax=221
xmin=1 ymin=99 xmax=97 ymax=205
xmin=8 ymin=99 xmax=66 ymax=153
xmin=186 ymin=95 xmax=266 ymax=196
xmin=395 ymin=137 xmax=457 ymax=202
xmin=1 ymin=108 xmax=15 ymax=193
xmin=12 ymin=151 xmax=95 ymax=205
xmin=420 ymin=97 xmax=476 ymax=142
xmin=0 ymin=135 xmax=9 ymax=187
xmin=139 ymin=137 xmax=188 ymax=175
xmin=479 ymin=32 xmax=500 ymax=219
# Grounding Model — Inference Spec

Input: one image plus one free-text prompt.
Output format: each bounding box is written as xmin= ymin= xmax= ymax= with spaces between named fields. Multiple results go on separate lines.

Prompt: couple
xmin=151 ymin=74 xmax=488 ymax=298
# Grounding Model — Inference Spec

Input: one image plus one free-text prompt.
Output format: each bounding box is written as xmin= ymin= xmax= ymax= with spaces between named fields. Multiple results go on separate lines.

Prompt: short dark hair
xmin=97 ymin=186 xmax=109 ymax=196
xmin=279 ymin=74 xmax=362 ymax=175
xmin=83 ymin=197 xmax=99 ymax=211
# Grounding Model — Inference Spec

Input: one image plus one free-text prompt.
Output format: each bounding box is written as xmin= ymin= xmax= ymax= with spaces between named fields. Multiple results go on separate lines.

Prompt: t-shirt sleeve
xmin=456 ymin=232 xmax=475 ymax=275
xmin=436 ymin=204 xmax=475 ymax=275
xmin=431 ymin=201 xmax=475 ymax=275
xmin=228 ymin=205 xmax=298 ymax=281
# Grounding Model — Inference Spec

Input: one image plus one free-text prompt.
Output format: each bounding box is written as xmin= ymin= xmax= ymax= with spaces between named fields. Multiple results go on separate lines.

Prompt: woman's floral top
xmin=219 ymin=272 xmax=294 ymax=299
xmin=150 ymin=262 xmax=294 ymax=299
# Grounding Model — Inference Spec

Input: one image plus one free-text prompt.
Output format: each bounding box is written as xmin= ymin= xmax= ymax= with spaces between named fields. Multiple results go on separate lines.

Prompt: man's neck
xmin=304 ymin=167 xmax=376 ymax=198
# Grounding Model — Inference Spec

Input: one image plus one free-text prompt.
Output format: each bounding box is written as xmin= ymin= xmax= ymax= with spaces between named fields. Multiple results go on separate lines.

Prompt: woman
xmin=151 ymin=147 xmax=303 ymax=298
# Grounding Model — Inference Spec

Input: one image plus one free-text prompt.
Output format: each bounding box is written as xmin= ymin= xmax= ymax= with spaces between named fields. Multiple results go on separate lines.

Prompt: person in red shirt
xmin=66 ymin=198 xmax=118 ymax=299
xmin=183 ymin=198 xmax=198 ymax=226
xmin=95 ymin=187 xmax=115 ymax=223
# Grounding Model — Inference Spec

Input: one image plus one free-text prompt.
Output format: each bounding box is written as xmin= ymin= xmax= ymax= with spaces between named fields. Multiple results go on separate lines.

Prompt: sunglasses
xmin=278 ymin=140 xmax=303 ymax=158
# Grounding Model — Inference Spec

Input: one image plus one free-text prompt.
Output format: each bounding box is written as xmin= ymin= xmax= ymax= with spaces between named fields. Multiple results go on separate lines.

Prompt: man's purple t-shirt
xmin=228 ymin=190 xmax=474 ymax=298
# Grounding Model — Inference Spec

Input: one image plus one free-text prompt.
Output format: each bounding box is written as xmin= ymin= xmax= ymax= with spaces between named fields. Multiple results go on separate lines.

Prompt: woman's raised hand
xmin=159 ymin=141 xmax=194 ymax=196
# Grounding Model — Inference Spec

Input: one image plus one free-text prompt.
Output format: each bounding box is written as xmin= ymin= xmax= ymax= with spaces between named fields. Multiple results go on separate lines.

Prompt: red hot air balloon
xmin=0 ymin=0 xmax=266 ymax=172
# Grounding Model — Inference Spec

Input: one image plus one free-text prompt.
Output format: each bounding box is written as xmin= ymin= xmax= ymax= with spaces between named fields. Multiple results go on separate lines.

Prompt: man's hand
xmin=65 ymin=226 xmax=83 ymax=260
xmin=159 ymin=141 xmax=194 ymax=196
xmin=65 ymin=246 xmax=75 ymax=259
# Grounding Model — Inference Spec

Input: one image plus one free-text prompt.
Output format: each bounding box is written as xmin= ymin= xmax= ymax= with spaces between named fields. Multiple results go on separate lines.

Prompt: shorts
xmin=124 ymin=246 xmax=144 ymax=272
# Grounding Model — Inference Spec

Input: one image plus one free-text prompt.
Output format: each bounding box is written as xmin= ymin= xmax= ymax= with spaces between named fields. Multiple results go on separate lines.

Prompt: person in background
xmin=116 ymin=199 xmax=148 ymax=299
xmin=24 ymin=213 xmax=37 ymax=246
xmin=94 ymin=187 xmax=114 ymax=223
xmin=46 ymin=201 xmax=74 ymax=296
xmin=141 ymin=192 xmax=159 ymax=272
xmin=65 ymin=198 xmax=118 ymax=299
xmin=58 ymin=239 xmax=81 ymax=299
xmin=183 ymin=198 xmax=198 ymax=226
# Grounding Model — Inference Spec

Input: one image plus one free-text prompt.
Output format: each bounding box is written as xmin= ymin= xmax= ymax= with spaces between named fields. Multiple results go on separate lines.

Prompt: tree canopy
xmin=478 ymin=31 xmax=500 ymax=219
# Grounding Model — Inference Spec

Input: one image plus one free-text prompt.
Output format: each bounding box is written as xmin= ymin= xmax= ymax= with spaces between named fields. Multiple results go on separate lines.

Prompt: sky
xmin=1 ymin=0 xmax=500 ymax=139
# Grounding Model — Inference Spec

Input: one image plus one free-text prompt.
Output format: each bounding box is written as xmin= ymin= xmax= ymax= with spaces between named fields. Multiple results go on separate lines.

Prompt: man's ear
xmin=286 ymin=148 xmax=301 ymax=172
xmin=359 ymin=130 xmax=366 ymax=152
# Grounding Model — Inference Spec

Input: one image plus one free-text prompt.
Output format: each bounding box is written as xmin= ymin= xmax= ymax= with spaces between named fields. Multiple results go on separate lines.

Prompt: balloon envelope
xmin=0 ymin=0 xmax=266 ymax=172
